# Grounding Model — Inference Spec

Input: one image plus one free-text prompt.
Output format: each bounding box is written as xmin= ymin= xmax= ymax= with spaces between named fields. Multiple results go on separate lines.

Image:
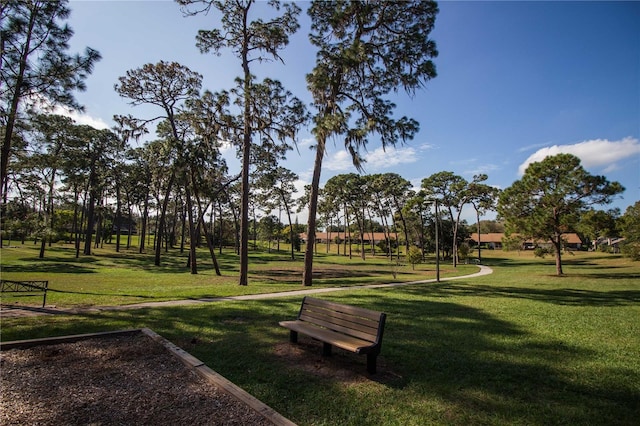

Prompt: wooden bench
xmin=279 ymin=297 xmax=386 ymax=374
xmin=0 ymin=280 xmax=49 ymax=308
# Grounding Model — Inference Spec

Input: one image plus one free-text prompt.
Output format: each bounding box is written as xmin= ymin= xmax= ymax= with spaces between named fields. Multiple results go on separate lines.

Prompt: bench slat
xmin=302 ymin=297 xmax=381 ymax=321
xmin=297 ymin=298 xmax=384 ymax=342
xmin=298 ymin=311 xmax=379 ymax=342
xmin=300 ymin=305 xmax=381 ymax=330
xmin=279 ymin=321 xmax=376 ymax=353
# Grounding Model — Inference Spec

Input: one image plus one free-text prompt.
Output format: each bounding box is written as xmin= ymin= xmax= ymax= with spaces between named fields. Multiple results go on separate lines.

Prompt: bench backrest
xmin=1 ymin=280 xmax=49 ymax=307
xmin=297 ymin=297 xmax=386 ymax=345
xmin=0 ymin=280 xmax=48 ymax=292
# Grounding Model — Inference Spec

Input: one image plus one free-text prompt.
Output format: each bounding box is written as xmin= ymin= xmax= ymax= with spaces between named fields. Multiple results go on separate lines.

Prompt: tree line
xmin=2 ymin=0 xmax=442 ymax=285
xmin=3 ymin=1 xmax=635 ymax=282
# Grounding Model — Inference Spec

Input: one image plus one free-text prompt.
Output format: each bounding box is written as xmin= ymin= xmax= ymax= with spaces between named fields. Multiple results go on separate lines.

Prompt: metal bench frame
xmin=1 ymin=280 xmax=49 ymax=307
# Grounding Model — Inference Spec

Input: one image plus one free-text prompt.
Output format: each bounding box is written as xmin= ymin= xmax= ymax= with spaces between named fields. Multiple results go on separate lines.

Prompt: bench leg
xmin=367 ymin=354 xmax=377 ymax=374
xmin=322 ymin=342 xmax=332 ymax=356
xmin=289 ymin=330 xmax=298 ymax=343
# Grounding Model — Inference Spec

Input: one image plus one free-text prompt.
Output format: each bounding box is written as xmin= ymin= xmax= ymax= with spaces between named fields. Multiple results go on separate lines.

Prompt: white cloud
xmin=27 ymin=94 xmax=110 ymax=130
xmin=219 ymin=139 xmax=235 ymax=153
xmin=409 ymin=177 xmax=422 ymax=192
xmin=51 ymin=106 xmax=110 ymax=130
xmin=297 ymin=168 xmax=313 ymax=183
xmin=418 ymin=143 xmax=436 ymax=151
xmin=365 ymin=146 xmax=419 ymax=170
xmin=518 ymin=137 xmax=640 ymax=175
xmin=298 ymin=137 xmax=315 ymax=148
xmin=325 ymin=150 xmax=354 ymax=171
xmin=324 ymin=145 xmax=421 ymax=172
xmin=518 ymin=141 xmax=552 ymax=153
xmin=293 ymin=178 xmax=308 ymax=194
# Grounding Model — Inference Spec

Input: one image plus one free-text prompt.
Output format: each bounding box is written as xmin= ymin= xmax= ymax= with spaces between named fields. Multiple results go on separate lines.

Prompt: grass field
xmin=1 ymin=244 xmax=639 ymax=425
xmin=0 ymin=242 xmax=472 ymax=307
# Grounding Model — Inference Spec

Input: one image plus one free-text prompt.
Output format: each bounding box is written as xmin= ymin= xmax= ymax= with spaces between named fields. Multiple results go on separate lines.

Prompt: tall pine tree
xmin=1 ymin=0 xmax=100 ymax=201
xmin=303 ymin=1 xmax=439 ymax=285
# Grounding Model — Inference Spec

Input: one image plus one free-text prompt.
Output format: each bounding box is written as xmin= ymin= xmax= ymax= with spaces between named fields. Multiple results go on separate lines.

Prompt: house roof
xmin=300 ymin=232 xmax=396 ymax=241
xmin=469 ymin=233 xmax=583 ymax=245
xmin=469 ymin=233 xmax=504 ymax=244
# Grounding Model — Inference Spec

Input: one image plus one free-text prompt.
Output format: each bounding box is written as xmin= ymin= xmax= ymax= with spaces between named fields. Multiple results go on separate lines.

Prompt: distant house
xmin=594 ymin=236 xmax=626 ymax=253
xmin=469 ymin=233 xmax=583 ymax=250
xmin=112 ymin=218 xmax=138 ymax=235
xmin=609 ymin=238 xmax=626 ymax=253
xmin=299 ymin=232 xmax=396 ymax=245
xmin=468 ymin=233 xmax=505 ymax=249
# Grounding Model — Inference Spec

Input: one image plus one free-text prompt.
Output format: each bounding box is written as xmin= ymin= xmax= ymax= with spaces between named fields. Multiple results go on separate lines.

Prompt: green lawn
xmin=1 ymin=246 xmax=639 ymax=425
xmin=0 ymin=242 xmax=472 ymax=307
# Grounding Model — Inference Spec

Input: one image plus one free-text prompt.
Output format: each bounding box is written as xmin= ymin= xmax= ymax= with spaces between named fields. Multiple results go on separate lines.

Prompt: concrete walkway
xmin=1 ymin=265 xmax=493 ymax=318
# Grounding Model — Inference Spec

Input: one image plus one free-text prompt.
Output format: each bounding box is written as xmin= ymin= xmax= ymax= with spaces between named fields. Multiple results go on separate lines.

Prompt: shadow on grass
xmin=5 ymin=295 xmax=637 ymax=425
xmin=46 ymin=288 xmax=157 ymax=300
xmin=419 ymin=282 xmax=640 ymax=307
xmin=284 ymin=293 xmax=637 ymax=424
xmin=480 ymin=253 xmax=627 ymax=269
xmin=2 ymin=262 xmax=97 ymax=274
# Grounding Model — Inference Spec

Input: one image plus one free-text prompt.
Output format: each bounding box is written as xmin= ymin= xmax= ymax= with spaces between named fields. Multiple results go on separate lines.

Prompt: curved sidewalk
xmin=1 ymin=265 xmax=493 ymax=318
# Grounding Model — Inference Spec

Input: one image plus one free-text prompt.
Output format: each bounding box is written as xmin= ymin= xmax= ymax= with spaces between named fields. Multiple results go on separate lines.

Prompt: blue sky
xmin=64 ymin=1 xmax=639 ymax=224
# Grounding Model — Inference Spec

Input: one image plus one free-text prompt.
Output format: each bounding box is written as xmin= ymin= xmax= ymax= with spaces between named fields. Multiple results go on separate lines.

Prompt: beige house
xmin=300 ymin=232 xmax=396 ymax=244
xmin=469 ymin=233 xmax=583 ymax=250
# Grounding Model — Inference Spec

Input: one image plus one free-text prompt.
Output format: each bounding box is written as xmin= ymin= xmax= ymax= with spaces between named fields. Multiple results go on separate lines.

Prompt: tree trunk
xmin=179 ymin=205 xmax=186 ymax=254
xmin=238 ymin=16 xmax=252 ymax=286
xmin=76 ymin=190 xmax=87 ymax=258
xmin=367 ymin=208 xmax=376 ymax=256
xmin=1 ymin=8 xmax=35 ymax=201
xmin=302 ymin=135 xmax=326 ymax=286
xmin=126 ymin=203 xmax=133 ymax=249
xmin=154 ymin=173 xmax=175 ymax=266
xmin=185 ymin=185 xmax=197 ymax=274
xmin=553 ymin=234 xmax=564 ymax=275
xmin=199 ymin=214 xmax=221 ymax=276
xmin=476 ymin=208 xmax=482 ymax=263
xmin=326 ymin=219 xmax=331 ymax=254
xmin=139 ymin=195 xmax=149 ymax=253
xmin=218 ymin=202 xmax=224 ymax=254
xmin=345 ymin=204 xmax=351 ymax=259
xmin=39 ymin=236 xmax=46 ymax=258
xmin=72 ymin=187 xmax=79 ymax=247
xmin=115 ymin=181 xmax=122 ymax=253
xmin=446 ymin=206 xmax=458 ymax=268
xmin=281 ymin=193 xmax=295 ymax=261
xmin=394 ymin=198 xmax=410 ymax=256
xmin=357 ymin=206 xmax=366 ymax=260
xmin=83 ymin=180 xmax=97 ymax=255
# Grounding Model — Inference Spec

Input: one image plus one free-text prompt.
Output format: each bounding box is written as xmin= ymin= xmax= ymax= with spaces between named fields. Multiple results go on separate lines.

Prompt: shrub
xmin=621 ymin=241 xmax=640 ymax=261
xmin=534 ymin=246 xmax=553 ymax=258
xmin=407 ymin=246 xmax=423 ymax=270
xmin=458 ymin=242 xmax=471 ymax=262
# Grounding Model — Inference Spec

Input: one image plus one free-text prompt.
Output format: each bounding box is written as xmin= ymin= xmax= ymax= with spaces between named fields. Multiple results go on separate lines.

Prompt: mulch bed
xmin=0 ymin=332 xmax=275 ymax=425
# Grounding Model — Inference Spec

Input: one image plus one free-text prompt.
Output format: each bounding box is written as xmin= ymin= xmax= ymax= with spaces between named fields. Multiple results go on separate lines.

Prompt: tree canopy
xmin=1 ymin=0 xmax=100 ymax=201
xmin=620 ymin=201 xmax=640 ymax=260
xmin=4 ymin=1 xmax=636 ymax=282
xmin=497 ymin=153 xmax=624 ymax=275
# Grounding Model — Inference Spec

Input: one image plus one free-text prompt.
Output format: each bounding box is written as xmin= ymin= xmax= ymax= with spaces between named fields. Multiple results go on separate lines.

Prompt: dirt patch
xmin=273 ymin=337 xmax=403 ymax=386
xmin=0 ymin=333 xmax=274 ymax=425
